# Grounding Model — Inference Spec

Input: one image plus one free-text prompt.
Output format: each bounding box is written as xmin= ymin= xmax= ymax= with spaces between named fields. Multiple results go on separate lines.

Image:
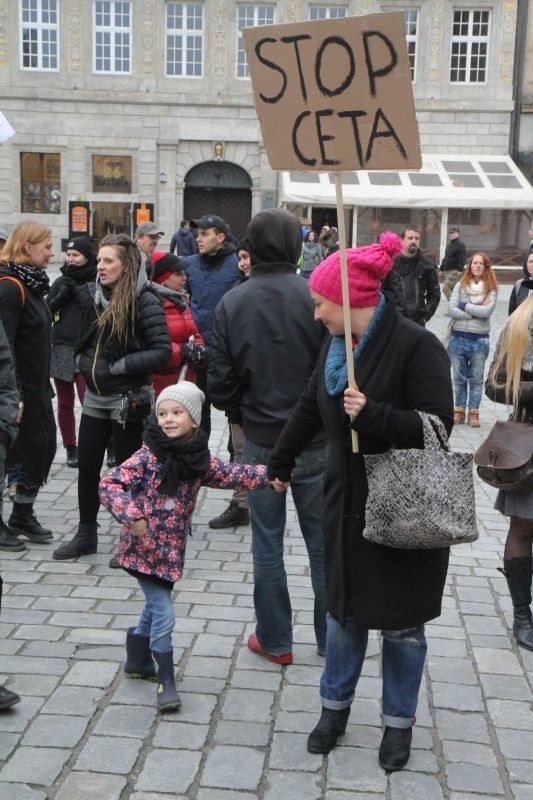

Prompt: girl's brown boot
xmin=453 ymin=407 xmax=465 ymax=424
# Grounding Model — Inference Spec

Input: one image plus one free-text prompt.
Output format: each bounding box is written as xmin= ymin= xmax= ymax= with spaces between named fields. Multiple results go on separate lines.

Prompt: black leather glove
xmin=181 ymin=342 xmax=208 ymax=367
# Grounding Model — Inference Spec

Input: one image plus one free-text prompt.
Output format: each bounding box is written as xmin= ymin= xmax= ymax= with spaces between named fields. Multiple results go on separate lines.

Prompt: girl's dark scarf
xmin=8 ymin=261 xmax=50 ymax=297
xmin=325 ymin=293 xmax=386 ymax=396
xmin=61 ymin=261 xmax=97 ymax=284
xmin=143 ymin=419 xmax=211 ymax=494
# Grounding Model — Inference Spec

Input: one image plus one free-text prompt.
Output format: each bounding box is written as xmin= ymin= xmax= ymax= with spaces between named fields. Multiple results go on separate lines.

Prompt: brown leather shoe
xmin=468 ymin=409 xmax=480 ymax=427
xmin=453 ymin=407 xmax=465 ymax=424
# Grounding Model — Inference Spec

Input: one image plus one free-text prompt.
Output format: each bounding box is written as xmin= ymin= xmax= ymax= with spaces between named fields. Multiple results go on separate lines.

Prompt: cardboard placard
xmin=243 ymin=12 xmax=421 ymax=172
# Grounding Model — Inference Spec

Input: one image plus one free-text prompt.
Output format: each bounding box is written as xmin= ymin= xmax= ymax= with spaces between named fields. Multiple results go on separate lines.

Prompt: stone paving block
xmin=431 ymin=682 xmax=484 ymax=711
xmin=507 ymin=760 xmax=533 ymax=782
xmin=280 ymin=684 xmax=321 ymax=713
xmin=152 ymin=720 xmax=209 ymax=749
xmin=486 ymin=698 xmax=533 ymax=730
xmin=0 ymin=640 xmax=23 ymax=655
xmin=213 ymin=720 xmax=270 ymax=747
xmin=264 ymin=771 xmax=323 ymax=800
xmin=463 ymin=615 xmax=507 ymax=636
xmin=269 ymin=732 xmax=322 ymax=772
xmin=21 ymin=641 xmax=76 ymax=659
xmin=54 ymin=772 xmax=127 ymax=800
xmin=275 ymin=709 xmax=325 ymax=733
xmin=343 ymin=724 xmax=382 ymax=749
xmin=231 ymin=668 xmax=283 ymax=692
xmin=206 ymin=619 xmax=245 ymax=636
xmin=22 ymin=713 xmax=89 ymax=747
xmin=184 ymin=655 xmax=232 ymax=679
xmin=71 ymin=586 xmax=133 ymax=600
xmin=110 ymin=678 xmax=156 ymax=706
xmin=1 ymin=609 xmax=49 ymax=625
xmin=33 ymin=596 xmax=96 ymax=612
xmin=201 ymin=745 xmax=265 ymax=791
xmin=50 ymin=611 xmax=113 ymax=628
xmin=496 ymin=728 xmax=533 ymax=760
xmin=42 ymin=685 xmax=105 ymax=716
xmin=196 ymin=790 xmax=257 ymax=800
xmin=426 ymin=638 xmax=468 ymax=658
xmin=404 ymin=748 xmax=439 ymax=773
xmin=511 ymin=786 xmax=533 ymax=800
xmin=0 ymin=746 xmax=71 ymax=785
xmin=472 ymin=648 xmax=523 ymax=675
xmin=389 ymin=772 xmax=444 ymax=799
xmin=0 ymin=732 xmax=19 ymax=759
xmin=13 ymin=624 xmax=64 ymax=641
xmin=327 ymin=746 xmax=388 ymax=793
xmin=74 ymin=735 xmax=141 ymax=774
xmin=427 ymin=657 xmax=478 ymax=685
xmin=62 ymin=660 xmax=119 ymax=688
xmin=135 ymin=749 xmax=201 ymax=793
xmin=468 ymin=635 xmax=513 ymax=650
xmin=442 ymin=740 xmax=498 ymax=766
xmin=93 ymin=704 xmax=156 ymax=737
xmin=175 ymin=691 xmax=218 ymax=724
xmin=191 ymin=633 xmax=238 ymax=658
xmin=65 ymin=628 xmax=124 ymax=645
xmin=445 ymin=763 xmax=504 ymax=794
xmin=434 ymin=711 xmax=490 ymax=743
xmin=0 ymin=696 xmax=45 ymax=733
xmin=221 ymin=688 xmax=274 ymax=723
xmin=0 ymin=786 xmax=47 ymax=800
xmin=74 ymin=645 xmax=124 ymax=661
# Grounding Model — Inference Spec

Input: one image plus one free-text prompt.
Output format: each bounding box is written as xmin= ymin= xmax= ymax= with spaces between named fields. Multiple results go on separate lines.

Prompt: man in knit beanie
xmin=208 ymin=207 xmax=328 ymax=665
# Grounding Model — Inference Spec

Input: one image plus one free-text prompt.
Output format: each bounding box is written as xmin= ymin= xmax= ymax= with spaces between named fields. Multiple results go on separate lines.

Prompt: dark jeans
xmin=77 ymin=413 xmax=144 ymax=525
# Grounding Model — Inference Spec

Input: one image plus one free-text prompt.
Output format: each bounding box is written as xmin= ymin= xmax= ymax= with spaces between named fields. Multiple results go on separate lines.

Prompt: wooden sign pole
xmin=334 ymin=173 xmax=359 ymax=453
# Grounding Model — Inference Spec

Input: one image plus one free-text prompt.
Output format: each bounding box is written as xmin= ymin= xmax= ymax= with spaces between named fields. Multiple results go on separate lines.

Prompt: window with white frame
xmin=20 ymin=0 xmax=59 ymax=71
xmin=166 ymin=2 xmax=203 ymax=77
xmin=309 ymin=6 xmax=347 ymax=19
xmin=450 ymin=9 xmax=490 ymax=83
xmin=237 ymin=4 xmax=275 ymax=79
xmin=404 ymin=9 xmax=418 ymax=82
xmin=93 ymin=0 xmax=131 ymax=74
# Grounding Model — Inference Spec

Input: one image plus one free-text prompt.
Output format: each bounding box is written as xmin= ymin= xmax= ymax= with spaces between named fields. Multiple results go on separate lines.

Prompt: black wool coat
xmin=268 ymin=300 xmax=454 ymax=630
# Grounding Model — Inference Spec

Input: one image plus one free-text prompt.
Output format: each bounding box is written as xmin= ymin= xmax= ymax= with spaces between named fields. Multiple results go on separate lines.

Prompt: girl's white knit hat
xmin=156 ymin=381 xmax=205 ymax=426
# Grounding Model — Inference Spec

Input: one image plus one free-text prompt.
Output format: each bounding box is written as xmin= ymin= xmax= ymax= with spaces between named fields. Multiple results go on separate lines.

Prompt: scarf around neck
xmin=8 ymin=261 xmax=50 ymax=296
xmin=62 ymin=261 xmax=97 ymax=284
xmin=324 ymin=293 xmax=386 ymax=396
xmin=143 ymin=418 xmax=211 ymax=494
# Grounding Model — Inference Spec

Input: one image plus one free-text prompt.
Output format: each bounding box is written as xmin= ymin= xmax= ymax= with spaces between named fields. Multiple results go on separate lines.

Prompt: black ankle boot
xmin=0 ymin=518 xmax=27 ymax=551
xmin=52 ymin=523 xmax=98 ymax=560
xmin=307 ymin=707 xmax=350 ymax=754
xmin=125 ymin=628 xmax=157 ymax=681
xmin=379 ymin=726 xmax=412 ymax=771
xmin=151 ymin=650 xmax=181 ymax=712
xmin=66 ymin=445 xmax=78 ymax=468
xmin=8 ymin=502 xmax=53 ymax=542
xmin=499 ymin=557 xmax=533 ymax=651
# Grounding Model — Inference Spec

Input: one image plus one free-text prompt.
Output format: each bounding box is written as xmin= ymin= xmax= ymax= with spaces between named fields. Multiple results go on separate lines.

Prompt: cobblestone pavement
xmin=1 ymin=284 xmax=532 ymax=800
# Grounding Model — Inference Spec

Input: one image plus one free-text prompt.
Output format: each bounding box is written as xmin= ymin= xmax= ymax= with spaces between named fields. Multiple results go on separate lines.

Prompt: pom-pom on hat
xmin=156 ymin=381 xmax=205 ymax=427
xmin=309 ymin=231 xmax=402 ymax=308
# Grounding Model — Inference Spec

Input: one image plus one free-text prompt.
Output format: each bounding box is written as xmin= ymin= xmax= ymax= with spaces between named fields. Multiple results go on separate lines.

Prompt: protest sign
xmin=243 ymin=12 xmax=420 ymax=172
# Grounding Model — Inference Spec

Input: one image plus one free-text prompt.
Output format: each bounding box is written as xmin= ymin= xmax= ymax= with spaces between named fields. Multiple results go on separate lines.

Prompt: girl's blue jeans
xmin=320 ymin=614 xmax=427 ymax=728
xmin=448 ymin=334 xmax=490 ymax=410
xmin=134 ymin=576 xmax=175 ymax=653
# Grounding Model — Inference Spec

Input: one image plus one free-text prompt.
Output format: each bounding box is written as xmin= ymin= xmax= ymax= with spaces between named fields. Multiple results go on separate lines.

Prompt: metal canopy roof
xmin=281 ymin=154 xmax=533 ymax=210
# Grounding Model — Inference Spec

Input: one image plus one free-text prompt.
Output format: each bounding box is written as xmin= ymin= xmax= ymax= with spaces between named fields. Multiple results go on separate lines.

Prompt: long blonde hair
xmin=490 ymin=294 xmax=533 ymax=411
xmin=96 ymin=234 xmax=141 ymax=346
xmin=0 ymin=221 xmax=51 ymax=264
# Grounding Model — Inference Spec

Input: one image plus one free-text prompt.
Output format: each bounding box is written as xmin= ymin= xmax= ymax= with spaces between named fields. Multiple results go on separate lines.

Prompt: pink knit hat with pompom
xmin=309 ymin=231 xmax=402 ymax=308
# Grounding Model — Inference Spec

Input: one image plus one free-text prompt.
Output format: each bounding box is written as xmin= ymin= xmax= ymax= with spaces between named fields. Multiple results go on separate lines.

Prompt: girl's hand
xmin=130 ymin=518 xmax=147 ymax=537
xmin=344 ymin=386 xmax=366 ymax=419
xmin=16 ymin=401 xmax=23 ymax=424
xmin=270 ymin=478 xmax=289 ymax=493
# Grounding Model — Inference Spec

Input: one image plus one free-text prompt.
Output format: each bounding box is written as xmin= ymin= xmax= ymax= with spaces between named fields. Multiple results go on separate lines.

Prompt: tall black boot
xmin=52 ymin=523 xmax=98 ymax=560
xmin=151 ymin=650 xmax=181 ymax=712
xmin=125 ymin=628 xmax=157 ymax=681
xmin=8 ymin=502 xmax=53 ymax=542
xmin=499 ymin=557 xmax=533 ymax=651
xmin=307 ymin=707 xmax=351 ymax=753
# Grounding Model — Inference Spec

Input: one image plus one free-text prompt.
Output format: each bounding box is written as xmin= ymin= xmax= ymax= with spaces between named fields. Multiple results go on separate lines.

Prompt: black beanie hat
xmin=67 ymin=236 xmax=94 ymax=262
xmin=151 ymin=251 xmax=185 ymax=282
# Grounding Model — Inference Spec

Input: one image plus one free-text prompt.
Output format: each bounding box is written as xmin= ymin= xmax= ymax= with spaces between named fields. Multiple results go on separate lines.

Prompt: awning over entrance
xmin=281 ymin=154 xmax=533 ymax=210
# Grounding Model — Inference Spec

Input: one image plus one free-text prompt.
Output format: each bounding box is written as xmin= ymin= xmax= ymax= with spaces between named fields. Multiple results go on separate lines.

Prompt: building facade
xmin=0 ymin=0 xmax=529 ymax=262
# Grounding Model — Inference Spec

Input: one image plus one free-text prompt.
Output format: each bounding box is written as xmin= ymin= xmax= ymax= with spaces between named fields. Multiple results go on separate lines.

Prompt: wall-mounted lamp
xmin=159 ymin=171 xmax=168 ymax=184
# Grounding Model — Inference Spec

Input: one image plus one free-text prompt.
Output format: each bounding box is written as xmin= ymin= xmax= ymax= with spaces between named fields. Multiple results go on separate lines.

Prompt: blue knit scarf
xmin=325 ymin=293 xmax=386 ymax=396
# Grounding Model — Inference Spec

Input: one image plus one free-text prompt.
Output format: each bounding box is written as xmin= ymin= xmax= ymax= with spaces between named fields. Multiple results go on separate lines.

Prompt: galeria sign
xmin=243 ymin=12 xmax=421 ymax=172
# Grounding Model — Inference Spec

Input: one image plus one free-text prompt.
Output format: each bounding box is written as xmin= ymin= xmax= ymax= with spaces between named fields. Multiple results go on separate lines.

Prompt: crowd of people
xmin=0 ymin=211 xmax=532 ymax=774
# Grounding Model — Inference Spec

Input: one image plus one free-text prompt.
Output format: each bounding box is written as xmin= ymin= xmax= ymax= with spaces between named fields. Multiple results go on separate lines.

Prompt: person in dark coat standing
xmin=508 ymin=252 xmax=533 ymax=315
xmin=383 ymin=225 xmax=441 ymax=325
xmin=47 ymin=236 xmax=97 ymax=467
xmin=208 ymin=208 xmax=328 ymax=664
xmin=440 ymin=227 xmax=466 ymax=300
xmin=0 ymin=221 xmax=57 ymax=547
xmin=268 ymin=232 xmax=453 ymax=772
xmin=169 ymin=220 xmax=197 ymax=257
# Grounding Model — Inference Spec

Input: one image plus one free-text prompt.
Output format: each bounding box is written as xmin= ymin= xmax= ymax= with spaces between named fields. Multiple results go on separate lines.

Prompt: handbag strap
xmin=418 ymin=411 xmax=450 ymax=452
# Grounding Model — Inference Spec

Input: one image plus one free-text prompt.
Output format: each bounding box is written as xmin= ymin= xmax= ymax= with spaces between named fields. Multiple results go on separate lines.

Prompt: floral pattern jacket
xmin=99 ymin=445 xmax=268 ymax=583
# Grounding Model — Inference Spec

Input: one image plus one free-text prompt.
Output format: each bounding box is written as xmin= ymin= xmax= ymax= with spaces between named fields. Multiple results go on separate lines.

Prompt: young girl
xmin=99 ymin=381 xmax=272 ymax=712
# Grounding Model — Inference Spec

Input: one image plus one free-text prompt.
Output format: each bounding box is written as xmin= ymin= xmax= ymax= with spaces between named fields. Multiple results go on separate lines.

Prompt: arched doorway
xmin=184 ymin=161 xmax=252 ymax=240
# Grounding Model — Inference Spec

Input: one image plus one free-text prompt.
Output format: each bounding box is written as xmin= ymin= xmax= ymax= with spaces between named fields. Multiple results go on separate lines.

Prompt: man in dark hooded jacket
xmin=208 ymin=208 xmax=327 ymax=664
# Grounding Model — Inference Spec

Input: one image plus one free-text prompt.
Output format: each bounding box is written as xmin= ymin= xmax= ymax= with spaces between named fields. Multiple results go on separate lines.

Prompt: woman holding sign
xmin=268 ymin=233 xmax=453 ymax=772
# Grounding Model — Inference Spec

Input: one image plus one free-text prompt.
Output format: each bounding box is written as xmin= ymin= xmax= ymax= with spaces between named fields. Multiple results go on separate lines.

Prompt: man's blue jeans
xmin=320 ymin=614 xmax=427 ymax=728
xmin=448 ymin=334 xmax=490 ymax=410
xmin=134 ymin=577 xmax=175 ymax=653
xmin=243 ymin=439 xmax=327 ymax=655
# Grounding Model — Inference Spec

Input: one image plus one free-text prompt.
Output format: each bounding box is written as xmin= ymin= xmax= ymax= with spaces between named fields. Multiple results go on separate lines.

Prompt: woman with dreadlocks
xmin=53 ymin=233 xmax=171 ymax=560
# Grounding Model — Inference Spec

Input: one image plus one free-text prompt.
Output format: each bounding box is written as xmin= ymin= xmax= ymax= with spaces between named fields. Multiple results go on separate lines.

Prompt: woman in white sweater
xmin=448 ymin=252 xmax=498 ymax=427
